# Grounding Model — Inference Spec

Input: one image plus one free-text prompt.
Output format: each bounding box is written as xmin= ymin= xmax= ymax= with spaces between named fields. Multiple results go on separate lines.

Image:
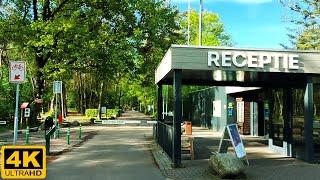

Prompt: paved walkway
xmin=47 ymin=126 xmax=165 ymax=180
xmin=152 ymin=127 xmax=320 ymax=180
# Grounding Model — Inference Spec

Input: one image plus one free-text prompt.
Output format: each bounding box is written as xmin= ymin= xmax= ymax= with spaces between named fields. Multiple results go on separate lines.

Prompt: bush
xmin=85 ymin=109 xmax=98 ymax=117
xmin=106 ymin=109 xmax=121 ymax=118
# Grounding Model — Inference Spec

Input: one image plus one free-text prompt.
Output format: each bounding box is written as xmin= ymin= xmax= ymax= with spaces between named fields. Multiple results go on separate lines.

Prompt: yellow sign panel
xmin=1 ymin=146 xmax=46 ymax=179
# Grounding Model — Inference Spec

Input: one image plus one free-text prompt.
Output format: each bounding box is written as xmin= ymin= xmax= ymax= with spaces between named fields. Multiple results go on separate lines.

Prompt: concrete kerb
xmin=0 ymin=127 xmax=96 ymax=162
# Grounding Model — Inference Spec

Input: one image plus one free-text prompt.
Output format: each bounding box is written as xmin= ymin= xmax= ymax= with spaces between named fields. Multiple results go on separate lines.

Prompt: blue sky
xmin=171 ymin=0 xmax=292 ymax=49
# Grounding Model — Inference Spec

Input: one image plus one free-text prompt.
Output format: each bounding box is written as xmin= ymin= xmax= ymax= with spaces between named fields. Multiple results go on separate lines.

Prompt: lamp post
xmin=199 ymin=0 xmax=203 ymax=46
xmin=187 ymin=0 xmax=191 ymax=45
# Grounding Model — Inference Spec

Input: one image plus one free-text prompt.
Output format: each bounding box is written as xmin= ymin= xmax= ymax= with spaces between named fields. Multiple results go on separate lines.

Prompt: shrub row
xmin=85 ymin=108 xmax=121 ymax=118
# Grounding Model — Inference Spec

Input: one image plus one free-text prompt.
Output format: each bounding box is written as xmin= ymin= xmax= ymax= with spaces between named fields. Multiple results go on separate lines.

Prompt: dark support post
xmin=304 ymin=77 xmax=314 ymax=162
xmin=283 ymin=88 xmax=293 ymax=156
xmin=267 ymin=89 xmax=274 ymax=140
xmin=157 ymin=84 xmax=163 ymax=141
xmin=173 ymin=69 xmax=182 ymax=168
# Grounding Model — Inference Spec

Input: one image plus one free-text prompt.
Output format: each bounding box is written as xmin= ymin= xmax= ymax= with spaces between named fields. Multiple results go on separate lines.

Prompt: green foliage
xmin=178 ymin=9 xmax=232 ymax=46
xmin=0 ymin=0 xmax=231 ymax=120
xmin=85 ymin=109 xmax=98 ymax=117
xmin=280 ymin=0 xmax=320 ymax=49
xmin=0 ymin=0 xmax=182 ymax=117
xmin=106 ymin=109 xmax=121 ymax=118
xmin=296 ymin=27 xmax=320 ymax=50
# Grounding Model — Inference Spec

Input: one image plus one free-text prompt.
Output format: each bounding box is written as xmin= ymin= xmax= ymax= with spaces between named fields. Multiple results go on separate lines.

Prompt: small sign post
xmin=53 ymin=81 xmax=62 ymax=138
xmin=9 ymin=61 xmax=26 ymax=144
xmin=101 ymin=107 xmax=107 ymax=114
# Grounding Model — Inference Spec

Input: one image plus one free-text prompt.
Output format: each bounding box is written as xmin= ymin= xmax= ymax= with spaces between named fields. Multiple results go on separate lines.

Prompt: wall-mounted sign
xmin=264 ymin=101 xmax=269 ymax=121
xmin=9 ymin=61 xmax=26 ymax=83
xmin=237 ymin=101 xmax=244 ymax=123
xmin=208 ymin=51 xmax=299 ymax=70
xmin=227 ymin=102 xmax=234 ymax=116
xmin=212 ymin=100 xmax=221 ymax=117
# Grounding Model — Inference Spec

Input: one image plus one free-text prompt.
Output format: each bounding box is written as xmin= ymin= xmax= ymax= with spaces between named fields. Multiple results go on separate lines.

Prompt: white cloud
xmin=172 ymin=0 xmax=273 ymax=4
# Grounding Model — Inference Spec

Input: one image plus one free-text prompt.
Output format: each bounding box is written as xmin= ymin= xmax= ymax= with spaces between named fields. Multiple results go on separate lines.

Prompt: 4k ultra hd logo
xmin=1 ymin=146 xmax=46 ymax=179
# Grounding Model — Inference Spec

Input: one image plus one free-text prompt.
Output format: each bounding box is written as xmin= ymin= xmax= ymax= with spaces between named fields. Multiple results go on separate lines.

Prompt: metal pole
xmin=54 ymin=93 xmax=58 ymax=138
xmin=173 ymin=70 xmax=182 ymax=168
xmin=79 ymin=124 xmax=82 ymax=139
xmin=61 ymin=85 xmax=64 ymax=118
xmin=67 ymin=127 xmax=70 ymax=145
xmin=199 ymin=0 xmax=203 ymax=46
xmin=57 ymin=124 xmax=60 ymax=138
xmin=166 ymin=85 xmax=168 ymax=116
xmin=25 ymin=126 xmax=29 ymax=144
xmin=187 ymin=0 xmax=191 ymax=45
xmin=13 ymin=84 xmax=20 ymax=144
xmin=162 ymin=96 xmax=165 ymax=119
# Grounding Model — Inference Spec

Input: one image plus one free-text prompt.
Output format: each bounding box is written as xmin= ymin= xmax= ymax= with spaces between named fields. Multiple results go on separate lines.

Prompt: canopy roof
xmin=155 ymin=45 xmax=320 ymax=87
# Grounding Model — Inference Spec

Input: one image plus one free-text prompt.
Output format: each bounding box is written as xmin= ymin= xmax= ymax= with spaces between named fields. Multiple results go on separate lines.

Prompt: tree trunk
xmin=31 ymin=54 xmax=46 ymax=126
xmin=50 ymin=94 xmax=55 ymax=112
xmin=144 ymin=95 xmax=147 ymax=114
xmin=118 ymin=90 xmax=121 ymax=110
xmin=79 ymin=73 xmax=84 ymax=114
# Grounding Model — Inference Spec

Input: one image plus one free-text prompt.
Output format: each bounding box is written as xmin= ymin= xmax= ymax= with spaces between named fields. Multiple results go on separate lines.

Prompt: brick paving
xmin=150 ymin=140 xmax=216 ymax=180
xmin=150 ymin=127 xmax=320 ymax=180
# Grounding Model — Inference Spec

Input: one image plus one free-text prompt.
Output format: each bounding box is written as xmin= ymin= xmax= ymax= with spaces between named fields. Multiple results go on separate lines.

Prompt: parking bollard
xmin=67 ymin=127 xmax=70 ymax=145
xmin=57 ymin=125 xmax=60 ymax=138
xmin=25 ymin=126 xmax=29 ymax=144
xmin=79 ymin=124 xmax=82 ymax=139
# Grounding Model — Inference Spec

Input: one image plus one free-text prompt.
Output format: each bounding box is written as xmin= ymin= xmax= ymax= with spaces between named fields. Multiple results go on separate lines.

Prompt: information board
xmin=226 ymin=124 xmax=246 ymax=158
xmin=53 ymin=81 xmax=62 ymax=94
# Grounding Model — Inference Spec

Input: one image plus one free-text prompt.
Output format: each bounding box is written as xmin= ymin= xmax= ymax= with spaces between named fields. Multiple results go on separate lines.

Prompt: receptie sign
xmin=9 ymin=61 xmax=26 ymax=83
xmin=1 ymin=146 xmax=46 ymax=179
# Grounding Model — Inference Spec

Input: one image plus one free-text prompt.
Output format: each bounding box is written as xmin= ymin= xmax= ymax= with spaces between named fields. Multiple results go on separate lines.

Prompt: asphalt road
xmin=47 ymin=126 xmax=165 ymax=180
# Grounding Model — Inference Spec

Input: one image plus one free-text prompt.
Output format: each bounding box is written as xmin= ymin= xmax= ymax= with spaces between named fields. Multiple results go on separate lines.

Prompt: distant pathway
xmin=118 ymin=110 xmax=153 ymax=121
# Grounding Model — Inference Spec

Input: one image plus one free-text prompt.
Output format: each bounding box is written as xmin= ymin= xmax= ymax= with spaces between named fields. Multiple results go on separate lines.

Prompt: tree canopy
xmin=178 ymin=9 xmax=231 ymax=46
xmin=0 ymin=0 xmax=232 ymax=121
xmin=281 ymin=0 xmax=320 ymax=50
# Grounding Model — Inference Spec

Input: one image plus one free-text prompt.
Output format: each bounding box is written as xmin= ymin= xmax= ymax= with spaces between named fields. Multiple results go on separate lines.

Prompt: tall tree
xmin=0 ymin=0 xmax=182 ymax=119
xmin=281 ymin=0 xmax=320 ymax=49
xmin=178 ymin=9 xmax=231 ymax=46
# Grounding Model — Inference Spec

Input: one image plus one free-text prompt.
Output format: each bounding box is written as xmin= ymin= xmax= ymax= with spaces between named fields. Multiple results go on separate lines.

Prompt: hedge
xmin=107 ymin=109 xmax=121 ymax=117
xmin=85 ymin=109 xmax=98 ymax=117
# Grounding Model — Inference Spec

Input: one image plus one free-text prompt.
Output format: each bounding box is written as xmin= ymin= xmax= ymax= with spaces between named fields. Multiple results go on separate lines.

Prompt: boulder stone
xmin=208 ymin=153 xmax=245 ymax=178
xmin=70 ymin=120 xmax=80 ymax=126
